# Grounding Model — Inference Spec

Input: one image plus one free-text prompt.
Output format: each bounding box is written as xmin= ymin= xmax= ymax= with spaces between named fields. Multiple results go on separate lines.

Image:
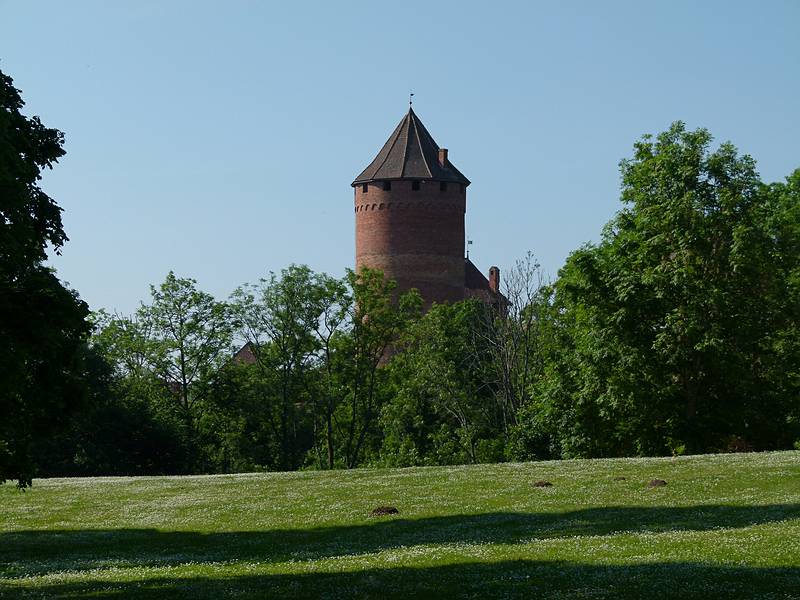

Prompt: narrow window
xmin=362 ymin=183 xmax=368 ymax=193
xmin=383 ymin=181 xmax=391 ymax=191
xmin=440 ymin=181 xmax=448 ymax=192
xmin=412 ymin=180 xmax=420 ymax=191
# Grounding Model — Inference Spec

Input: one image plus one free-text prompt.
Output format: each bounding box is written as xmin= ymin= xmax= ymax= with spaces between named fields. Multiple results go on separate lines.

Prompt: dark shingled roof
xmin=352 ymin=108 xmax=470 ymax=186
xmin=464 ymin=258 xmax=491 ymax=292
xmin=464 ymin=258 xmax=508 ymax=311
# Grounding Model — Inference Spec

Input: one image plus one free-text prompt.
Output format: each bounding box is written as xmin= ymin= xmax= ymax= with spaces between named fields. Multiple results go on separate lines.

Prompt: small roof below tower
xmin=352 ymin=107 xmax=470 ymax=187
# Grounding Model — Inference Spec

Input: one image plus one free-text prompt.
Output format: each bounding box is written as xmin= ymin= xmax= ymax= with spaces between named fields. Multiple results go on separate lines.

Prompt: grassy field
xmin=1 ymin=452 xmax=799 ymax=598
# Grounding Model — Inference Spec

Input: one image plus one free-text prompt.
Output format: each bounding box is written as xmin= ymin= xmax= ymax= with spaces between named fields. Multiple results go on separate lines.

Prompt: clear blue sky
xmin=3 ymin=0 xmax=799 ymax=314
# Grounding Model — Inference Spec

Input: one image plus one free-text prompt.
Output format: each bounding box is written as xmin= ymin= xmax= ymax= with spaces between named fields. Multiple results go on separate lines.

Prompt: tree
xmin=32 ymin=340 xmax=190 ymax=478
xmin=763 ymin=169 xmax=800 ymax=443
xmin=88 ymin=310 xmax=193 ymax=474
xmin=333 ymin=268 xmax=422 ymax=468
xmin=307 ymin=273 xmax=351 ymax=469
xmin=231 ymin=265 xmax=327 ymax=470
xmin=87 ymin=275 xmax=234 ymax=475
xmin=535 ymin=123 xmax=798 ymax=456
xmin=383 ymin=299 xmax=500 ymax=466
xmin=477 ymin=252 xmax=548 ymax=433
xmin=141 ymin=272 xmax=233 ymax=421
xmin=0 ymin=69 xmax=91 ymax=487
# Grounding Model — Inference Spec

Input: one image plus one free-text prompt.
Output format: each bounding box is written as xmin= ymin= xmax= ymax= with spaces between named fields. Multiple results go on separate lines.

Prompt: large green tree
xmin=88 ymin=275 xmax=234 ymax=474
xmin=333 ymin=268 xmax=422 ymax=468
xmin=142 ymin=272 xmax=233 ymax=419
xmin=763 ymin=168 xmax=800 ymax=438
xmin=0 ymin=70 xmax=91 ymax=486
xmin=531 ymin=123 xmax=799 ymax=457
xmin=87 ymin=310 xmax=193 ymax=474
xmin=382 ymin=299 xmax=500 ymax=466
xmin=231 ymin=265 xmax=328 ymax=470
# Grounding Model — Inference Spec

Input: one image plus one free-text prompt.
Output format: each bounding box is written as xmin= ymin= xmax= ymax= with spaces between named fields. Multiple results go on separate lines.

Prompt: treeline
xmin=35 ymin=267 xmax=502 ymax=474
xmin=3 ymin=62 xmax=799 ymax=484
xmin=32 ymin=123 xmax=800 ymax=477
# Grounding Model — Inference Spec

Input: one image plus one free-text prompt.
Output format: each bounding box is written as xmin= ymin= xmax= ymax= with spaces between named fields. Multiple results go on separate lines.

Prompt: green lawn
xmin=1 ymin=452 xmax=799 ymax=598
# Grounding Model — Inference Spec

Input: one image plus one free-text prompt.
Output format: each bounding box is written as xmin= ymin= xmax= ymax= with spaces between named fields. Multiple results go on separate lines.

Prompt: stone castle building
xmin=352 ymin=107 xmax=501 ymax=307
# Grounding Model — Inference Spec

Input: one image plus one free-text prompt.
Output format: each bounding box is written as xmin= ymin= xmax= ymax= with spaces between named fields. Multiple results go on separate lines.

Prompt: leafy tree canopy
xmin=531 ymin=122 xmax=800 ymax=457
xmin=0 ymin=69 xmax=90 ymax=487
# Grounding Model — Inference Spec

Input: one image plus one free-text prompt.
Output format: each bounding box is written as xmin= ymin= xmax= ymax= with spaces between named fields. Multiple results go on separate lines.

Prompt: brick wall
xmin=354 ymin=179 xmax=466 ymax=305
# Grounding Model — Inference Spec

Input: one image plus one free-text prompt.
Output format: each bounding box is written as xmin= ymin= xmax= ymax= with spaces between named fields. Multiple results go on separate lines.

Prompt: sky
xmin=3 ymin=0 xmax=799 ymax=314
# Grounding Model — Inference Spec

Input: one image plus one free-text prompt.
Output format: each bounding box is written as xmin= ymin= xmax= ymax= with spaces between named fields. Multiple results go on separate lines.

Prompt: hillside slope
xmin=1 ymin=452 xmax=799 ymax=598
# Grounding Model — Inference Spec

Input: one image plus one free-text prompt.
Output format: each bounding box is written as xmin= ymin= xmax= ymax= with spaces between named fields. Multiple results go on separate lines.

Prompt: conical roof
xmin=352 ymin=108 xmax=470 ymax=187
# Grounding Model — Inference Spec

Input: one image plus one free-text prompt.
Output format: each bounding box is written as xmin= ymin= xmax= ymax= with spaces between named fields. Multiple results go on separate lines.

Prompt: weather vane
xmin=409 ymin=92 xmax=414 ymax=106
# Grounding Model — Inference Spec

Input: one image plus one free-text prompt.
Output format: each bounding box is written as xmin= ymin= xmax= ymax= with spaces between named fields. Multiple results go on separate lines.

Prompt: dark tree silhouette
xmin=0 ymin=69 xmax=91 ymax=487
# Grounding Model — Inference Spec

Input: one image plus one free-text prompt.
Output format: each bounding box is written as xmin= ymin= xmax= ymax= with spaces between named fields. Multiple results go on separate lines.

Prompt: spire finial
xmin=409 ymin=92 xmax=414 ymax=107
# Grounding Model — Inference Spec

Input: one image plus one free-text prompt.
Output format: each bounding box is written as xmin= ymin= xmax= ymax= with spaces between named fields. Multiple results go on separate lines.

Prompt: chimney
xmin=438 ymin=148 xmax=448 ymax=167
xmin=488 ymin=266 xmax=500 ymax=294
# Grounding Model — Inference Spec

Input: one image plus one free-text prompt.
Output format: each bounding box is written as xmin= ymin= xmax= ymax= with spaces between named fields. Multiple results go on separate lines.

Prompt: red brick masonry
xmin=355 ymin=179 xmax=466 ymax=305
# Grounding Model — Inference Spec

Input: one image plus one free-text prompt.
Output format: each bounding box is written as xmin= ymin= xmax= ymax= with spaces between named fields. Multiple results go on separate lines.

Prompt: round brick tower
xmin=352 ymin=108 xmax=471 ymax=305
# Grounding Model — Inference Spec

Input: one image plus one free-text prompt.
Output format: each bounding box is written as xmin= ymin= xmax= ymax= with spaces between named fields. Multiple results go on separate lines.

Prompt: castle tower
xmin=352 ymin=108 xmax=471 ymax=305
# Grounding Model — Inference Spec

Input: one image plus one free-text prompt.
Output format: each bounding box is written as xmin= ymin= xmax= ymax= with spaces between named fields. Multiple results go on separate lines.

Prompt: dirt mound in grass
xmin=648 ymin=479 xmax=667 ymax=488
xmin=370 ymin=506 xmax=399 ymax=516
xmin=534 ymin=480 xmax=553 ymax=487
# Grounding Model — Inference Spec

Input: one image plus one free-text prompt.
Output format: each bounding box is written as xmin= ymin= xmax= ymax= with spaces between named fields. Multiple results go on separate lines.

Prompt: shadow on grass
xmin=2 ymin=503 xmax=798 ymax=580
xmin=2 ymin=560 xmax=800 ymax=599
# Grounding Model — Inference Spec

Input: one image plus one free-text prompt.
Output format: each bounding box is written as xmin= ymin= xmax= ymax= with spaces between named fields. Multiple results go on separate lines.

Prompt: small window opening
xmin=362 ymin=183 xmax=368 ymax=193
xmin=440 ymin=181 xmax=448 ymax=192
xmin=383 ymin=181 xmax=392 ymax=191
xmin=412 ymin=180 xmax=420 ymax=191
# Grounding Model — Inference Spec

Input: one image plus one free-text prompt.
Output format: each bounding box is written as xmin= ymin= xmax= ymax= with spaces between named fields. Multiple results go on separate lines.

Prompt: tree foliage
xmin=230 ymin=265 xmax=333 ymax=470
xmin=143 ymin=272 xmax=233 ymax=416
xmin=10 ymin=113 xmax=799 ymax=482
xmin=529 ymin=123 xmax=800 ymax=457
xmin=0 ymin=70 xmax=91 ymax=487
xmin=334 ymin=268 xmax=422 ymax=468
xmin=382 ymin=299 xmax=499 ymax=465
